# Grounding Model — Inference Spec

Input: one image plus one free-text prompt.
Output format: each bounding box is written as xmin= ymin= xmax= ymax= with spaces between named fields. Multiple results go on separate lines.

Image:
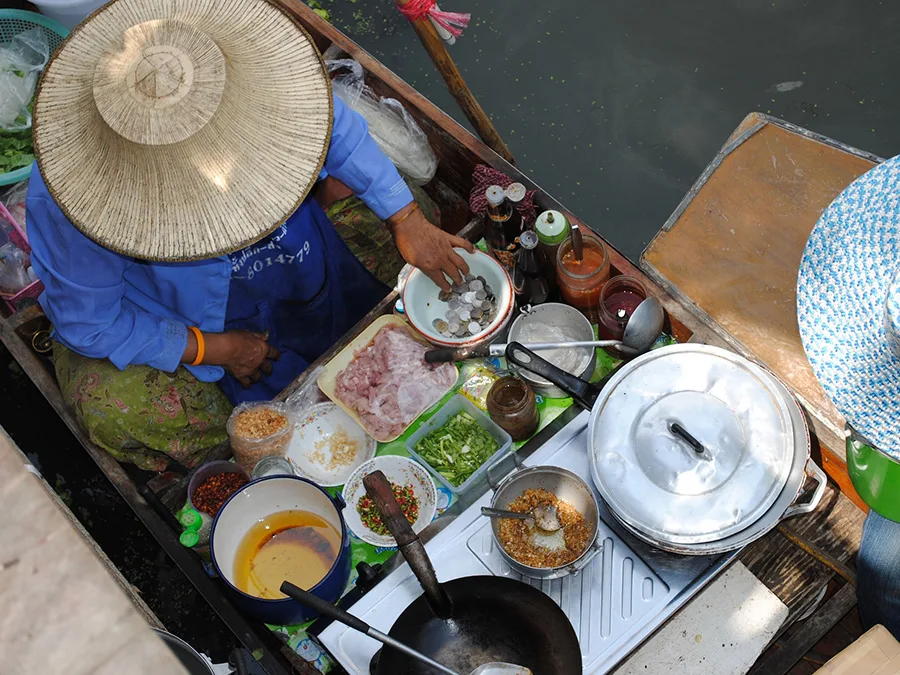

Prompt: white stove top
xmin=320 ymin=412 xmax=737 ymax=674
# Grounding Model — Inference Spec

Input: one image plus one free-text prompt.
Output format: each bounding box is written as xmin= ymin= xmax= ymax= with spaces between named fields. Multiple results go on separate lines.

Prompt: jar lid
xmin=178 ymin=508 xmax=202 ymax=532
xmin=590 ymin=344 xmax=795 ymax=545
xmin=485 ymin=185 xmax=506 ymax=207
xmin=506 ymin=182 xmax=527 ymax=203
xmin=535 ymin=210 xmax=570 ymax=245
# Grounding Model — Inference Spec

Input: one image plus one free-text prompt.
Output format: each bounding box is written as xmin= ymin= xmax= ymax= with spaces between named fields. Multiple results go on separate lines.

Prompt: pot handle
xmin=363 ymin=470 xmax=453 ymax=619
xmin=486 ymin=448 xmax=522 ymax=491
xmin=505 ymin=342 xmax=596 ymax=408
xmin=565 ymin=539 xmax=604 ymax=577
xmin=782 ymin=459 xmax=827 ymax=519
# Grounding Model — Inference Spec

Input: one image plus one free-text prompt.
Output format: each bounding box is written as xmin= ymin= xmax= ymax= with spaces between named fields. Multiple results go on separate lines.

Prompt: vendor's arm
xmin=28 ymin=192 xmax=278 ymax=386
xmin=324 ymin=95 xmax=474 ymax=291
xmin=28 ymin=195 xmax=190 ymax=372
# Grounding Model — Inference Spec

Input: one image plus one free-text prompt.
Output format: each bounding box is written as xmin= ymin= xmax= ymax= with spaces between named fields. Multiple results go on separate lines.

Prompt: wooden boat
xmin=0 ymin=4 xmax=865 ymax=674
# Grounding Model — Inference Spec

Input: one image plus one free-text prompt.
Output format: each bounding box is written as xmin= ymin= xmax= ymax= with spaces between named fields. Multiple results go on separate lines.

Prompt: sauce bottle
xmin=513 ymin=230 xmax=550 ymax=307
xmin=485 ymin=185 xmax=522 ymax=271
xmin=487 ymin=376 xmax=540 ymax=441
xmin=535 ymin=210 xmax=570 ymax=289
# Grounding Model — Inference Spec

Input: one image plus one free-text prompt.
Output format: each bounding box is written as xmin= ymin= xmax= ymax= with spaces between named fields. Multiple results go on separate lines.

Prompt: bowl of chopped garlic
xmin=286 ymin=402 xmax=377 ymax=487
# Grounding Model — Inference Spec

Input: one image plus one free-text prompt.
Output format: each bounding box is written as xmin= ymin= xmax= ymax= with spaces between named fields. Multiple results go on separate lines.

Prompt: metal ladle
xmin=481 ymin=504 xmax=562 ymax=533
xmin=488 ymin=295 xmax=666 ymax=357
xmin=425 ymin=296 xmax=666 ymax=363
xmin=280 ymin=582 xmax=532 ymax=675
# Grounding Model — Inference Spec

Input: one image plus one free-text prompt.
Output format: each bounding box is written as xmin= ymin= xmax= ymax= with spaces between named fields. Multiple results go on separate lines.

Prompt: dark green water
xmin=325 ymin=0 xmax=900 ymax=259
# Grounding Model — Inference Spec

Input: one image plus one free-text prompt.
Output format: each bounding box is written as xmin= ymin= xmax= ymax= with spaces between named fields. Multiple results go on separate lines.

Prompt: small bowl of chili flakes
xmin=189 ymin=461 xmax=252 ymax=517
xmin=341 ymin=456 xmax=437 ymax=547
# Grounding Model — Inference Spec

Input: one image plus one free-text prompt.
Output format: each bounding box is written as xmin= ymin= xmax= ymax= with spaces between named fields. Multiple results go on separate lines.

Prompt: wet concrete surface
xmin=3 ymin=0 xmax=900 ymax=669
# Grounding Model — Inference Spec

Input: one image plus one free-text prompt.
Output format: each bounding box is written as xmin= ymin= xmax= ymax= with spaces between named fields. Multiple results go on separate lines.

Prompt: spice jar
xmin=227 ymin=401 xmax=294 ymax=471
xmin=556 ymin=233 xmax=611 ymax=322
xmin=597 ymin=275 xmax=649 ymax=349
xmin=487 ymin=376 xmax=540 ymax=441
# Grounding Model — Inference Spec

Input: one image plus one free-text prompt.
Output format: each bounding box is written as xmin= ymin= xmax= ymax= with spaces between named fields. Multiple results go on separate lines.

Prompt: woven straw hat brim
xmin=33 ymin=0 xmax=332 ymax=262
xmin=797 ymin=155 xmax=900 ymax=460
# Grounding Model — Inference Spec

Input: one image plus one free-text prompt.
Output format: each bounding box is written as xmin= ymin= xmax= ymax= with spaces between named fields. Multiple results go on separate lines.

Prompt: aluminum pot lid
xmin=589 ymin=344 xmax=795 ymax=545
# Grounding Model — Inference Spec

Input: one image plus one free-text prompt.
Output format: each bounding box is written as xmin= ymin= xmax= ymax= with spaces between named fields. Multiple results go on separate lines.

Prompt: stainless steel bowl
xmin=489 ymin=465 xmax=602 ymax=579
xmin=507 ymin=303 xmax=596 ymax=398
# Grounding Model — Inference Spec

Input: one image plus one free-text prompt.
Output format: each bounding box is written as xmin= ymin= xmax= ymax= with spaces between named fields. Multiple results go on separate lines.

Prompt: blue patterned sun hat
xmin=798 ymin=156 xmax=900 ymax=461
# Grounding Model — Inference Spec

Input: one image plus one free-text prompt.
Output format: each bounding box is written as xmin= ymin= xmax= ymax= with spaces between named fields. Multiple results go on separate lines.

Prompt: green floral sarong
xmin=53 ymin=342 xmax=232 ymax=472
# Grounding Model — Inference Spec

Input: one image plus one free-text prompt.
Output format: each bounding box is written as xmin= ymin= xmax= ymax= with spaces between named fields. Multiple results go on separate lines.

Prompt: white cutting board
xmin=611 ymin=562 xmax=787 ymax=675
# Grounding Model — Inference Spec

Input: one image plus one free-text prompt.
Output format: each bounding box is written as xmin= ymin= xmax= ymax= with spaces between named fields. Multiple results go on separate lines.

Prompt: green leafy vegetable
xmin=0 ymin=127 xmax=34 ymax=175
xmin=415 ymin=412 xmax=500 ymax=487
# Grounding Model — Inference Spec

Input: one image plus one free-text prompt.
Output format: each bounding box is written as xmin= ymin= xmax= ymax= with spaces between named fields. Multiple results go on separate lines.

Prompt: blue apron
xmin=220 ymin=198 xmax=390 ymax=404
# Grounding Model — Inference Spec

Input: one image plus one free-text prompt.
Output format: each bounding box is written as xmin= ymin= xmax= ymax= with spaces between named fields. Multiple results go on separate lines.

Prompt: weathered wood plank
xmin=0 ymin=427 xmax=189 ymax=675
xmin=740 ymin=481 xmax=864 ymax=622
xmin=746 ymin=582 xmax=858 ymax=675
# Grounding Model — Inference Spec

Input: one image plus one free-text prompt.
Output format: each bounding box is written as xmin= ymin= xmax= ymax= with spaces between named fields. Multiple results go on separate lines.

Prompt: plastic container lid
xmin=406 ymin=394 xmax=512 ymax=495
xmin=519 ymin=229 xmax=539 ymax=250
xmin=178 ymin=508 xmax=202 ymax=532
xmin=505 ymin=182 xmax=527 ymax=203
xmin=535 ymin=210 xmax=570 ymax=245
xmin=179 ymin=530 xmax=200 ymax=548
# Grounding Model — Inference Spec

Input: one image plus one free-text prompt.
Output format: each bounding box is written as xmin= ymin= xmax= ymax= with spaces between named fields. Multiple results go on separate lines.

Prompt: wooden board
xmin=612 ymin=562 xmax=788 ymax=675
xmin=641 ymin=113 xmax=880 ymax=473
xmin=0 ymin=426 xmax=189 ymax=675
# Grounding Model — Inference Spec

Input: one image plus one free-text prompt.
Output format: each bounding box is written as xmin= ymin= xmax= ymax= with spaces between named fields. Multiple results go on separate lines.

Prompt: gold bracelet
xmin=389 ymin=203 xmax=420 ymax=229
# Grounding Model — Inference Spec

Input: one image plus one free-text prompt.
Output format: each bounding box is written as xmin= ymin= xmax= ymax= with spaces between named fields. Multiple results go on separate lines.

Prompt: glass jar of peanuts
xmin=226 ymin=401 xmax=294 ymax=472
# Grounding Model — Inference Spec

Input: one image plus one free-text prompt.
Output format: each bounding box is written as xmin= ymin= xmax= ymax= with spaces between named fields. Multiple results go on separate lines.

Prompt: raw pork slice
xmin=334 ymin=325 xmax=457 ymax=440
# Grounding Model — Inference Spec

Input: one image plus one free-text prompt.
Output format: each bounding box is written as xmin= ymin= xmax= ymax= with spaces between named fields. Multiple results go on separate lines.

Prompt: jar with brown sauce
xmin=487 ymin=376 xmax=540 ymax=441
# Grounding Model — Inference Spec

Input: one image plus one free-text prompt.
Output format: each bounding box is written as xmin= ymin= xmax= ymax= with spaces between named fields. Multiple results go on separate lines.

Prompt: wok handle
xmin=363 ymin=471 xmax=453 ymax=619
xmin=280 ymin=581 xmax=371 ymax=634
xmin=281 ymin=582 xmax=461 ymax=675
xmin=782 ymin=459 xmax=827 ymax=519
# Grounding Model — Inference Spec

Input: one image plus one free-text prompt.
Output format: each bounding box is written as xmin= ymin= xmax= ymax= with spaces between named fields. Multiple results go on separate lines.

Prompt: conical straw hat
xmin=33 ymin=0 xmax=332 ymax=261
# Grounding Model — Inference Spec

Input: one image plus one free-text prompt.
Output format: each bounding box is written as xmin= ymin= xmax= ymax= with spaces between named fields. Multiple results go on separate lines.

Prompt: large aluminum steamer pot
xmin=506 ymin=342 xmax=827 ymax=555
xmin=604 ymin=366 xmax=826 ymax=555
xmin=487 ymin=465 xmax=602 ymax=579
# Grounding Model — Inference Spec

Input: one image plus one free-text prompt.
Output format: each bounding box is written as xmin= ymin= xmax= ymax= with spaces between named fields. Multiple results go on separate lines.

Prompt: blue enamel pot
xmin=210 ymin=475 xmax=351 ymax=625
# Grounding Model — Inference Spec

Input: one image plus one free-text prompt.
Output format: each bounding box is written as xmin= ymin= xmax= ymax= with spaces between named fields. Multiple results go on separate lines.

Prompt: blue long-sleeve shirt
xmin=27 ymin=95 xmax=414 ymax=381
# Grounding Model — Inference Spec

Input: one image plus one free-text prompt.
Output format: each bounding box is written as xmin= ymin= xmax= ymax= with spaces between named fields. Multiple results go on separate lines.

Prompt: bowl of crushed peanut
xmin=286 ymin=403 xmax=377 ymax=487
xmin=488 ymin=465 xmax=602 ymax=579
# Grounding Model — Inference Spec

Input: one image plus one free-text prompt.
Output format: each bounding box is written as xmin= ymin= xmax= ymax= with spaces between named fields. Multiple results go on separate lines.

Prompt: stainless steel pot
xmin=605 ymin=367 xmax=826 ymax=555
xmin=486 ymin=465 xmax=602 ymax=579
xmin=506 ymin=342 xmax=827 ymax=555
xmin=507 ymin=304 xmax=595 ymax=399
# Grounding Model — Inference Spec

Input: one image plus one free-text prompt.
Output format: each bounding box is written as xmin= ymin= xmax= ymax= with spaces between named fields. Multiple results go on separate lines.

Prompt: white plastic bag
xmin=327 ymin=59 xmax=438 ymax=185
xmin=0 ymin=28 xmax=50 ymax=131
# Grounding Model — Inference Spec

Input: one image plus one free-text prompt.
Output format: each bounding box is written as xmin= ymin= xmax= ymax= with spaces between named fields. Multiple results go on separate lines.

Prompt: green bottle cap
xmin=179 ymin=530 xmax=200 ymax=548
xmin=178 ymin=508 xmax=202 ymax=532
xmin=535 ymin=210 xmax=570 ymax=245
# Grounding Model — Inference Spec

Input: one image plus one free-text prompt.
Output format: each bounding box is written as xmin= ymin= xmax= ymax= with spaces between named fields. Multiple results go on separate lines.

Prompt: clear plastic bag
xmin=2 ymin=179 xmax=28 ymax=233
xmin=327 ymin=58 xmax=438 ymax=185
xmin=0 ymin=28 xmax=50 ymax=132
xmin=283 ymin=366 xmax=324 ymax=414
xmin=0 ymin=241 xmax=30 ymax=294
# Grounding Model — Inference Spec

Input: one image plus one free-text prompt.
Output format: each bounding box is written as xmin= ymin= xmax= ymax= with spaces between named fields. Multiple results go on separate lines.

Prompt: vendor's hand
xmin=389 ymin=203 xmax=475 ymax=292
xmin=206 ymin=331 xmax=280 ymax=389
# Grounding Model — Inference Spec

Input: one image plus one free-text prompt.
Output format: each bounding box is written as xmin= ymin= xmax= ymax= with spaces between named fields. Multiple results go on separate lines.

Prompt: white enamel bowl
xmin=402 ymin=248 xmax=514 ymax=347
xmin=341 ymin=455 xmax=437 ymax=547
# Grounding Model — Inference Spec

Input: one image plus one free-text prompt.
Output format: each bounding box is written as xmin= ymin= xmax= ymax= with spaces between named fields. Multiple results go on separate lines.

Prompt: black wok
xmin=359 ymin=471 xmax=583 ymax=675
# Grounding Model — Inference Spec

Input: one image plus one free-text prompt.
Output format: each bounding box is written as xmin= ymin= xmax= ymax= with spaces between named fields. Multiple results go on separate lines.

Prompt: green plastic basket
xmin=0 ymin=9 xmax=70 ymax=187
